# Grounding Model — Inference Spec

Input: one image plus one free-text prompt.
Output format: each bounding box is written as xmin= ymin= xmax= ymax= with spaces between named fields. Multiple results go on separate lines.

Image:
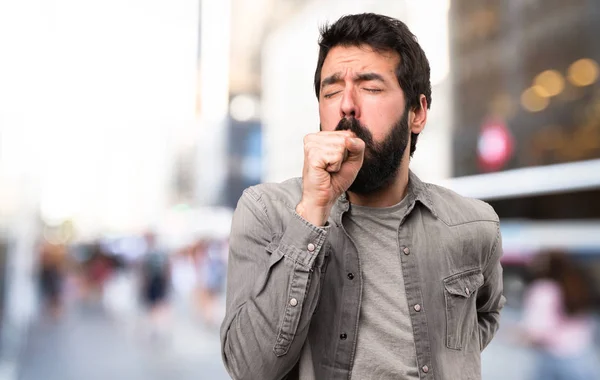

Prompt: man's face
xmin=318 ymin=45 xmax=409 ymax=194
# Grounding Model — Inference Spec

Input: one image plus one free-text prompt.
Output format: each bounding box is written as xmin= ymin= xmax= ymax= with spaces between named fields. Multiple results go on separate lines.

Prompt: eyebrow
xmin=320 ymin=72 xmax=386 ymax=90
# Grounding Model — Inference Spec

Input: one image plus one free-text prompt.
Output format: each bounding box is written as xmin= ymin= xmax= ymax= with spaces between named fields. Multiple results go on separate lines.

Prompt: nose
xmin=340 ymin=87 xmax=360 ymax=119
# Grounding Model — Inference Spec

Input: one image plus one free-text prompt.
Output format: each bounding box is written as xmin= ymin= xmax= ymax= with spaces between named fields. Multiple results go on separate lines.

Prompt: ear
xmin=409 ymin=94 xmax=428 ymax=134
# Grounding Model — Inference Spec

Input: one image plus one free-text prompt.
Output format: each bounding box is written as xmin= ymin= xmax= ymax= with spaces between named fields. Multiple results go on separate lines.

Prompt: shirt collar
xmin=331 ymin=170 xmax=437 ymax=226
xmin=408 ymin=170 xmax=436 ymax=217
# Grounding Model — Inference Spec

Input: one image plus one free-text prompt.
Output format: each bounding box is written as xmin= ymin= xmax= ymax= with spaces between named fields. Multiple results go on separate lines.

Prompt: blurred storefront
xmin=444 ymin=0 xmax=600 ymax=308
xmin=450 ymin=0 xmax=600 ymax=175
xmin=223 ymin=94 xmax=263 ymax=208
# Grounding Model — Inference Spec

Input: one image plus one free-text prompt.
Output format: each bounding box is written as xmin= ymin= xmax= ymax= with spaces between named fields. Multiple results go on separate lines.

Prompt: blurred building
xmin=450 ymin=0 xmax=600 ymax=176
xmin=444 ymin=0 xmax=600 ymax=306
xmin=190 ymin=0 xmax=303 ymax=209
xmin=0 ymin=0 xmax=200 ymax=368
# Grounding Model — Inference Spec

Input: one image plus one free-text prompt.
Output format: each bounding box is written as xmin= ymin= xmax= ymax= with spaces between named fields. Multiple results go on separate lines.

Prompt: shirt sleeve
xmin=220 ymin=188 xmax=330 ymax=380
xmin=476 ymin=222 xmax=506 ymax=350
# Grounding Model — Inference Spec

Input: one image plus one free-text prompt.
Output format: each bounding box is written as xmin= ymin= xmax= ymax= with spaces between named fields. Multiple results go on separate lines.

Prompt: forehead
xmin=321 ymin=44 xmax=400 ymax=77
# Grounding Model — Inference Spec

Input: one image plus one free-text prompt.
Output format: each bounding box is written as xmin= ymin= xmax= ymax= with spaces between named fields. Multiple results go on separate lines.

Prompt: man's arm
xmin=220 ymin=188 xmax=329 ymax=380
xmin=476 ymin=222 xmax=506 ymax=350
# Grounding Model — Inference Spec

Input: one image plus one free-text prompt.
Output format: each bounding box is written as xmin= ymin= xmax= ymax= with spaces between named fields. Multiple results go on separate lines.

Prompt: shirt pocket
xmin=443 ymin=268 xmax=484 ymax=350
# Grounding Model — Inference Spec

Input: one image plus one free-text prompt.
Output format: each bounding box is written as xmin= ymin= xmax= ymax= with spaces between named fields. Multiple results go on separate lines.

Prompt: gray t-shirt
xmin=344 ymin=197 xmax=419 ymax=380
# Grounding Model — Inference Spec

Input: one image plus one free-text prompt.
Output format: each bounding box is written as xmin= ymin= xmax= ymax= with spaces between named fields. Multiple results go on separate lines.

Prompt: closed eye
xmin=364 ymin=88 xmax=382 ymax=93
xmin=323 ymin=91 xmax=342 ymax=99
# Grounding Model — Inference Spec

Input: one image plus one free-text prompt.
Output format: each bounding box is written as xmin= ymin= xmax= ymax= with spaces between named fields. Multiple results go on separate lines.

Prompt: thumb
xmin=345 ymin=137 xmax=365 ymax=160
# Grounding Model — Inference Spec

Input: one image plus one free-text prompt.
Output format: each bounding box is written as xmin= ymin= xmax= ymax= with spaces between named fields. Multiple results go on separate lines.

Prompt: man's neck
xmin=347 ymin=164 xmax=410 ymax=208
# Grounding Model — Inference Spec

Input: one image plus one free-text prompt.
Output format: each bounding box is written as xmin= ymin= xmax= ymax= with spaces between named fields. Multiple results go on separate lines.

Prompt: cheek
xmin=363 ymin=101 xmax=402 ymax=141
xmin=318 ymin=103 xmax=339 ymax=131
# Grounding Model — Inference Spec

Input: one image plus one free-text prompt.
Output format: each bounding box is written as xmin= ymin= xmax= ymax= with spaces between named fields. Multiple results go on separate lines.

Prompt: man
xmin=221 ymin=13 xmax=505 ymax=380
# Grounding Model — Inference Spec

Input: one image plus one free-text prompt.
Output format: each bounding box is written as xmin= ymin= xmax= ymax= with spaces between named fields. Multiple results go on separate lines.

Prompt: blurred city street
xmin=13 ymin=302 xmax=596 ymax=380
xmin=1 ymin=0 xmax=600 ymax=379
xmin=16 ymin=288 xmax=229 ymax=380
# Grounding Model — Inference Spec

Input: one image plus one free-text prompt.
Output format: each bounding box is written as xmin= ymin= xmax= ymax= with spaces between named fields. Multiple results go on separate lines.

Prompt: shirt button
xmin=465 ymin=287 xmax=470 ymax=296
xmin=307 ymin=243 xmax=316 ymax=252
xmin=289 ymin=298 xmax=298 ymax=307
xmin=422 ymin=365 xmax=429 ymax=373
xmin=414 ymin=304 xmax=422 ymax=312
xmin=340 ymin=333 xmax=347 ymax=340
xmin=347 ymin=273 xmax=354 ymax=280
xmin=403 ymin=247 xmax=410 ymax=255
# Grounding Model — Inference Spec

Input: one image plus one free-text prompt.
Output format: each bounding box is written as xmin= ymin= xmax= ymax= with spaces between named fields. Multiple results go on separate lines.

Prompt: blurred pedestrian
xmin=38 ymin=241 xmax=67 ymax=319
xmin=170 ymin=245 xmax=198 ymax=315
xmin=85 ymin=243 xmax=113 ymax=303
xmin=139 ymin=232 xmax=171 ymax=340
xmin=520 ymin=251 xmax=600 ymax=380
xmin=197 ymin=238 xmax=226 ymax=327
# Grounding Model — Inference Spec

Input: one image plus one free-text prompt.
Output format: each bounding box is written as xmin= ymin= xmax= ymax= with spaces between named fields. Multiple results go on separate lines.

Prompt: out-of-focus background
xmin=0 ymin=0 xmax=599 ymax=379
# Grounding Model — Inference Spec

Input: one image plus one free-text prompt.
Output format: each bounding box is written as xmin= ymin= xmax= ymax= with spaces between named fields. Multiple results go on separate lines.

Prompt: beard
xmin=333 ymin=111 xmax=409 ymax=195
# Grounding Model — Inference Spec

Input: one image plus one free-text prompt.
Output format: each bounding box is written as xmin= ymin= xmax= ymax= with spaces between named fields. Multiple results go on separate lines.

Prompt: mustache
xmin=334 ymin=117 xmax=374 ymax=146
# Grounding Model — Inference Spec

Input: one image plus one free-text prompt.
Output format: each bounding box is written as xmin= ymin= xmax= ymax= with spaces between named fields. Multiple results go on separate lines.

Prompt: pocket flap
xmin=444 ymin=270 xmax=484 ymax=298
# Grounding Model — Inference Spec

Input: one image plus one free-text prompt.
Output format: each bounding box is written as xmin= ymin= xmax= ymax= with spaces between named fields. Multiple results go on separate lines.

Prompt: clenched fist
xmin=296 ymin=130 xmax=365 ymax=226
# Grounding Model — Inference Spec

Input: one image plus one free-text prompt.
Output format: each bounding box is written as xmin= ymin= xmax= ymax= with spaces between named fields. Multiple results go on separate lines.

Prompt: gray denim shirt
xmin=221 ymin=171 xmax=505 ymax=380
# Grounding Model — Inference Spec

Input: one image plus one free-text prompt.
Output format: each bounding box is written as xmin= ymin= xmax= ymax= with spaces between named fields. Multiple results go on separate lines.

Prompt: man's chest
xmin=324 ymin=212 xmax=486 ymax=288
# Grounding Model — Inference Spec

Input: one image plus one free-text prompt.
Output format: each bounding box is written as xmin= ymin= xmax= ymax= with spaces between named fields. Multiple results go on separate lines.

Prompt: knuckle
xmin=304 ymin=140 xmax=318 ymax=154
xmin=307 ymin=148 xmax=321 ymax=162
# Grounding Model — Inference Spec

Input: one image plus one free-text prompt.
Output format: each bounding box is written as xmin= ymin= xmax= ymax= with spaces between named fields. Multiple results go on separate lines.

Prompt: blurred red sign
xmin=477 ymin=119 xmax=514 ymax=172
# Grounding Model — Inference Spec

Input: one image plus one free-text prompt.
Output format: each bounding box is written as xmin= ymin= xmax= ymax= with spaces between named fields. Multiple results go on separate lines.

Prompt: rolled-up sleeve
xmin=220 ymin=188 xmax=329 ymax=380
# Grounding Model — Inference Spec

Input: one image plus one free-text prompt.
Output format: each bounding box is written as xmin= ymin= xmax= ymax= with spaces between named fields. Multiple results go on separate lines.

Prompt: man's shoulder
xmin=424 ymin=182 xmax=499 ymax=226
xmin=243 ymin=177 xmax=303 ymax=211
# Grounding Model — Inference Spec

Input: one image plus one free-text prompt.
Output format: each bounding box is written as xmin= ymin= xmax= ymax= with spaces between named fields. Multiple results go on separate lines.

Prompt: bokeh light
xmin=521 ymin=86 xmax=550 ymax=112
xmin=568 ymin=58 xmax=599 ymax=87
xmin=533 ymin=70 xmax=565 ymax=97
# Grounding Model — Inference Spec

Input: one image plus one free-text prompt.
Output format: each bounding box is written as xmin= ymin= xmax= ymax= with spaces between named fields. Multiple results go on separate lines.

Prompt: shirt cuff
xmin=276 ymin=211 xmax=330 ymax=269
